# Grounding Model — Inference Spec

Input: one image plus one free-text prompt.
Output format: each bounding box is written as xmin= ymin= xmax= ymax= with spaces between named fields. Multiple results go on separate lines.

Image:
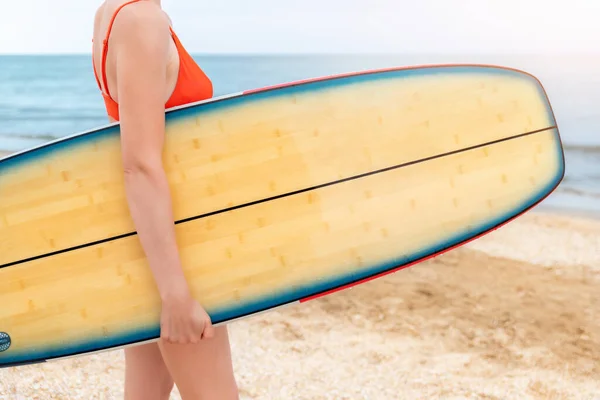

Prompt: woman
xmin=92 ymin=1 xmax=239 ymax=399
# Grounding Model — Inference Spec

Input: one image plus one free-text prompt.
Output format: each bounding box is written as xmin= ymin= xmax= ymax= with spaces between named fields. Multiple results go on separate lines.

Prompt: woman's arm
xmin=109 ymin=2 xmax=213 ymax=343
xmin=113 ymin=3 xmax=185 ymax=300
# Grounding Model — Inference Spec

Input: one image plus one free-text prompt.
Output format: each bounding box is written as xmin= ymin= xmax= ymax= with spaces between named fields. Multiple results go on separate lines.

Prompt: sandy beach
xmin=1 ymin=147 xmax=599 ymax=399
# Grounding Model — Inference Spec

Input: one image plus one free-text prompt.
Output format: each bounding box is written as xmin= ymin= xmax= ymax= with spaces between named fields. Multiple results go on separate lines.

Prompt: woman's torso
xmin=92 ymin=0 xmax=213 ymax=122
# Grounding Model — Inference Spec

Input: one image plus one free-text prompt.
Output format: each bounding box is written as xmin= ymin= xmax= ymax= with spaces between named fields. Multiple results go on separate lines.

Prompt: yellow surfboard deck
xmin=0 ymin=64 xmax=564 ymax=367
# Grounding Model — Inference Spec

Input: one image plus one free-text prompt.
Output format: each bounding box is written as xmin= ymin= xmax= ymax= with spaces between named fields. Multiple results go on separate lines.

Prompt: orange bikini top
xmin=92 ymin=0 xmax=213 ymax=121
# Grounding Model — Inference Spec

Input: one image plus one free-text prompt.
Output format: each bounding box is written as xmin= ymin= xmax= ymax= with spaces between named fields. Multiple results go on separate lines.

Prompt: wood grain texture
xmin=0 ymin=65 xmax=564 ymax=367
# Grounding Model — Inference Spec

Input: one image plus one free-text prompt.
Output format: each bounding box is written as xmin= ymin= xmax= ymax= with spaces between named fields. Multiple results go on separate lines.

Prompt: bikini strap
xmin=99 ymin=0 xmax=144 ymax=98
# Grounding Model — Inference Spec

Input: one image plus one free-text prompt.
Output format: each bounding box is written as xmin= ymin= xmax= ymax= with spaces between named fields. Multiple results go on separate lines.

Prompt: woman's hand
xmin=160 ymin=284 xmax=215 ymax=344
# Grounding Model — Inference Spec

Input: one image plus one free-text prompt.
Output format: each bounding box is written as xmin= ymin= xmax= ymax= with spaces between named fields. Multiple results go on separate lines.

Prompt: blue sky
xmin=1 ymin=0 xmax=598 ymax=54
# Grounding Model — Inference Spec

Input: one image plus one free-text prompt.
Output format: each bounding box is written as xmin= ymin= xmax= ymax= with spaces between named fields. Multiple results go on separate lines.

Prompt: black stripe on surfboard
xmin=0 ymin=126 xmax=557 ymax=269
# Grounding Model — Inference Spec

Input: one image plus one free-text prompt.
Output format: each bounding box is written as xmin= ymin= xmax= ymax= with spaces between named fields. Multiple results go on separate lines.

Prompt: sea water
xmin=0 ymin=53 xmax=598 ymax=216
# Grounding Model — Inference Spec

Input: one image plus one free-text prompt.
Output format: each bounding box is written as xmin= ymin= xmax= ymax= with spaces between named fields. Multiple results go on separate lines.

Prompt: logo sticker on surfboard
xmin=0 ymin=332 xmax=10 ymax=352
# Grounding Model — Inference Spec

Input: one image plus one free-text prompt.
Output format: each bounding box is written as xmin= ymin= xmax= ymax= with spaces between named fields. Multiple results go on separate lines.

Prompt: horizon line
xmin=0 ymin=51 xmax=599 ymax=57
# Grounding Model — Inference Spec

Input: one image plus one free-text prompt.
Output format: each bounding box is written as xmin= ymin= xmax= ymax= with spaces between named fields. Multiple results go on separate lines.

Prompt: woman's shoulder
xmin=94 ymin=0 xmax=170 ymax=39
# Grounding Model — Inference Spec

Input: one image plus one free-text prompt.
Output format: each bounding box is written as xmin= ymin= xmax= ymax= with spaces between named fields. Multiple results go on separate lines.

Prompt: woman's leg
xmin=124 ymin=342 xmax=175 ymax=400
xmin=158 ymin=325 xmax=239 ymax=400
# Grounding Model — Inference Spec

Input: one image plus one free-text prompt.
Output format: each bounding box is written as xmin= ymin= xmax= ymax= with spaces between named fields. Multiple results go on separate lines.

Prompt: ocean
xmin=0 ymin=53 xmax=599 ymax=216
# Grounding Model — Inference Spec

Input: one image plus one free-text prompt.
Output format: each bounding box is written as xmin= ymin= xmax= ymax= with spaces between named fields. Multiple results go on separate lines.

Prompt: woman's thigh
xmin=157 ymin=325 xmax=239 ymax=400
xmin=124 ymin=342 xmax=175 ymax=400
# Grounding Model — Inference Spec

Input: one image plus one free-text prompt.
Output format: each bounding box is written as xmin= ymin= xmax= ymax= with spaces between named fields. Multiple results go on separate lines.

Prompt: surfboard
xmin=0 ymin=64 xmax=564 ymax=368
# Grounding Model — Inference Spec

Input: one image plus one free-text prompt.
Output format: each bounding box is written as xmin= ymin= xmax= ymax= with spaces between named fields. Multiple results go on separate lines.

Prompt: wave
xmin=0 ymin=132 xmax=58 ymax=140
xmin=563 ymin=144 xmax=600 ymax=153
xmin=0 ymin=114 xmax=104 ymax=123
xmin=557 ymin=186 xmax=600 ymax=199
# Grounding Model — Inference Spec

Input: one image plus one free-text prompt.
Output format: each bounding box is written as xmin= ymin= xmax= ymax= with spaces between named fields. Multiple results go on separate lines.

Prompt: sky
xmin=0 ymin=0 xmax=598 ymax=54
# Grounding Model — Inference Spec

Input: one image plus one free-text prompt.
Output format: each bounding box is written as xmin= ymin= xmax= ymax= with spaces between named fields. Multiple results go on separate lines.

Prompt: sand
xmin=0 ymin=147 xmax=598 ymax=398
